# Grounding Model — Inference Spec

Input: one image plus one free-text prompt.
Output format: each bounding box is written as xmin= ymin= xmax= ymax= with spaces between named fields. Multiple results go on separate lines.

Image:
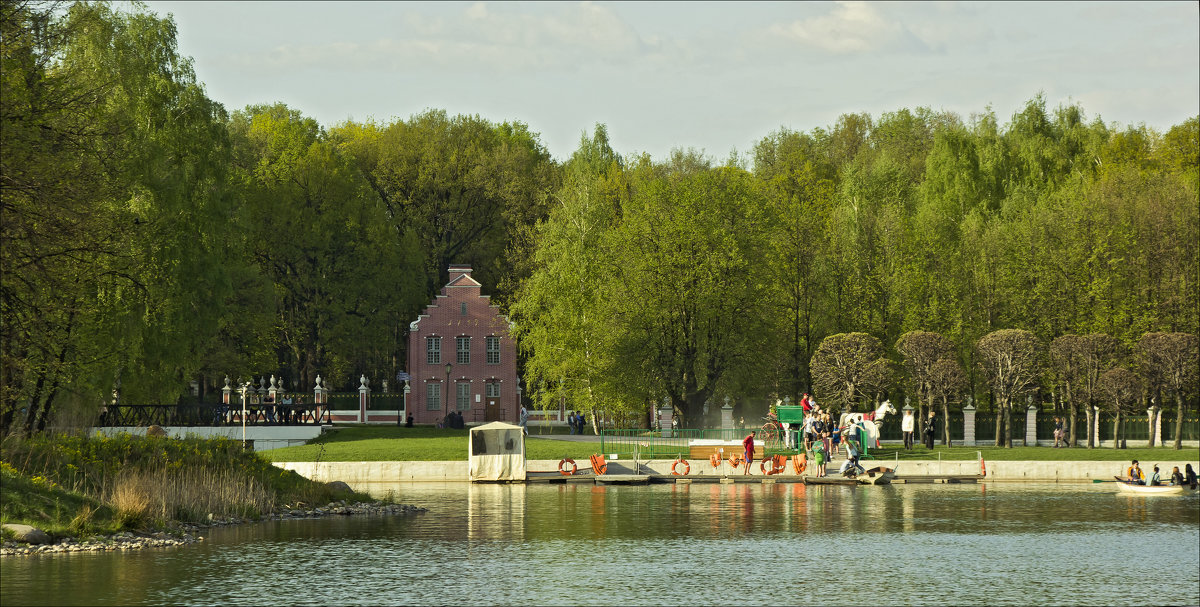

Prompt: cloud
xmin=228 ymin=2 xmax=659 ymax=74
xmin=769 ymin=1 xmax=923 ymax=54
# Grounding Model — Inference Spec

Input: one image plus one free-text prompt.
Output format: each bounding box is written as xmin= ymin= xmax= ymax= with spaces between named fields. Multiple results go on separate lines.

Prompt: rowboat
xmin=1113 ymin=479 xmax=1187 ymax=495
xmin=859 ymin=466 xmax=896 ymax=485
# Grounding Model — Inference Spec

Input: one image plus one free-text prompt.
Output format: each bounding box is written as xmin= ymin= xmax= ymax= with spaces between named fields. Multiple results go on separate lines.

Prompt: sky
xmin=144 ymin=1 xmax=1199 ymax=161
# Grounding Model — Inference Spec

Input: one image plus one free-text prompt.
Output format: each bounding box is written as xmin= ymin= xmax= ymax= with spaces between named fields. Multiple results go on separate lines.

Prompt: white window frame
xmin=426 ymin=336 xmax=441 ymax=365
xmin=456 ymin=382 xmax=471 ymax=411
xmin=457 ymin=336 xmax=471 ymax=365
xmin=486 ymin=336 xmax=500 ymax=365
xmin=426 ymin=383 xmax=441 ymax=411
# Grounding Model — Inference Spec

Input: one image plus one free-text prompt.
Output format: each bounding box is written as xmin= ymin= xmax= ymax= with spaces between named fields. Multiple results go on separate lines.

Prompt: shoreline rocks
xmin=0 ymin=500 xmax=427 ymax=557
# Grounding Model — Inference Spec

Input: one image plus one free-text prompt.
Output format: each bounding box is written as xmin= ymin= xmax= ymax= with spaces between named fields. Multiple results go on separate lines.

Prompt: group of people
xmin=567 ymin=411 xmax=588 ymax=435
xmin=255 ymin=394 xmax=309 ymax=424
xmin=1125 ymin=459 xmax=1197 ymax=488
xmin=786 ymin=393 xmax=866 ymax=478
xmin=899 ymin=409 xmax=938 ymax=450
xmin=441 ymin=410 xmax=466 ymax=429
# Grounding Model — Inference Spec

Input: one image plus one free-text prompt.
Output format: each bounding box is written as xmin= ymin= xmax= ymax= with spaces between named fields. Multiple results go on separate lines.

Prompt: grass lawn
xmin=261 ymin=426 xmax=1200 ymax=463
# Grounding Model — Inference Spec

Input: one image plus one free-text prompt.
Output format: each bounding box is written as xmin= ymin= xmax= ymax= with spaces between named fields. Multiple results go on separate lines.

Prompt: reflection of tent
xmin=469 ymin=421 xmax=526 ymax=481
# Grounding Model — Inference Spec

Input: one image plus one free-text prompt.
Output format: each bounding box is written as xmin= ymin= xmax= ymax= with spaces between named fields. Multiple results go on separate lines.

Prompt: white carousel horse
xmin=838 ymin=400 xmax=896 ymax=447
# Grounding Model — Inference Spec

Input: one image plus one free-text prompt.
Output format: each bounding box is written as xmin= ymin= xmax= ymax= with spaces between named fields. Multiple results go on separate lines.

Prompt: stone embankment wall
xmin=274 ymin=458 xmax=1200 ymax=484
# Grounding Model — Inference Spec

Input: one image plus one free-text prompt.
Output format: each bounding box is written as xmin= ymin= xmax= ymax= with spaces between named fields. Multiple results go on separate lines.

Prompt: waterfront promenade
xmin=272 ymin=434 xmax=1200 ymax=485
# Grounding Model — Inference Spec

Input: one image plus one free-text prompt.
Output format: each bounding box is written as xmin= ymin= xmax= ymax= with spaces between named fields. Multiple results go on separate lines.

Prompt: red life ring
xmin=672 ymin=459 xmax=690 ymax=475
xmin=760 ymin=455 xmax=787 ymax=475
xmin=559 ymin=458 xmax=577 ymax=476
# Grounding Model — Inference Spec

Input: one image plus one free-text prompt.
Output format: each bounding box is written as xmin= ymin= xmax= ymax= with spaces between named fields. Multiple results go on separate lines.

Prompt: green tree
xmin=1 ymin=1 xmax=233 ymax=434
xmin=810 ymin=332 xmax=893 ymax=417
xmin=333 ymin=111 xmax=557 ymax=305
xmin=226 ymin=103 xmax=425 ymax=391
xmin=510 ymin=125 xmax=628 ymax=431
xmin=976 ymin=329 xmax=1043 ymax=447
xmin=606 ymin=152 xmax=774 ymax=426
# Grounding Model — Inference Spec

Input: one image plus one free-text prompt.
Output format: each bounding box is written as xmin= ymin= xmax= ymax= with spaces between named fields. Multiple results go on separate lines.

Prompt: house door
xmin=485 ymin=399 xmax=501 ymax=422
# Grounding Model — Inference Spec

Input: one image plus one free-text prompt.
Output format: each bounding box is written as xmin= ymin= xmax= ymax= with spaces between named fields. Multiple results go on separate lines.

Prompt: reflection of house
xmin=407 ymin=265 xmax=518 ymax=426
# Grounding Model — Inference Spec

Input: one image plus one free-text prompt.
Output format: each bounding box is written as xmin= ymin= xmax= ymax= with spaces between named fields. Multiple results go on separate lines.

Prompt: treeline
xmin=512 ymin=114 xmax=1198 ymax=446
xmin=2 ymin=3 xmax=1197 ymax=440
xmin=1 ymin=2 xmax=557 ymax=434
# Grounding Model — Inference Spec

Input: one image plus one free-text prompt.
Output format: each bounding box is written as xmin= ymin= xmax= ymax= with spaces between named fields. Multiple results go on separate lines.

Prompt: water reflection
xmin=2 ymin=483 xmax=1197 ymax=606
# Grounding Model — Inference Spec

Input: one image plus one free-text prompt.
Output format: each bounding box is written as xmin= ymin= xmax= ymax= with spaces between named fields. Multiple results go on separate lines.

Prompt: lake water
xmin=2 ymin=482 xmax=1197 ymax=606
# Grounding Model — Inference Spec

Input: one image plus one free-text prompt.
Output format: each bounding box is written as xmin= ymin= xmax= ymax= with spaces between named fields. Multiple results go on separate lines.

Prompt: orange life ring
xmin=728 ymin=454 xmax=743 ymax=468
xmin=590 ymin=454 xmax=607 ymax=475
xmin=792 ymin=453 xmax=807 ymax=474
xmin=672 ymin=459 xmax=690 ymax=475
xmin=761 ymin=455 xmax=787 ymax=475
xmin=559 ymin=458 xmax=577 ymax=476
xmin=709 ymin=453 xmax=721 ymax=468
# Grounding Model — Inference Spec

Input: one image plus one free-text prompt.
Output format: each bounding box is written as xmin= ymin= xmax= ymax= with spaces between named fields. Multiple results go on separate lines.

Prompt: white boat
xmin=1115 ymin=481 xmax=1187 ymax=495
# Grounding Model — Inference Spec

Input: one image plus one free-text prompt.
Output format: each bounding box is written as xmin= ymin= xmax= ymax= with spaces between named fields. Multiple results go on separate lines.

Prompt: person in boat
xmin=1169 ymin=466 xmax=1185 ymax=486
xmin=1126 ymin=460 xmax=1145 ymax=485
xmin=742 ymin=430 xmax=756 ymax=476
xmin=1185 ymin=464 xmax=1198 ymax=490
xmin=1148 ymin=465 xmax=1161 ymax=486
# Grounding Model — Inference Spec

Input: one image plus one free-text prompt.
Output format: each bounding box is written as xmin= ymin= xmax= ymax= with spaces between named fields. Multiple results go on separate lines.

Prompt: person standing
xmin=568 ymin=411 xmax=576 ymax=435
xmin=742 ymin=430 xmax=756 ymax=476
xmin=901 ymin=409 xmax=915 ymax=451
xmin=1053 ymin=416 xmax=1065 ymax=448
xmin=923 ymin=410 xmax=936 ymax=449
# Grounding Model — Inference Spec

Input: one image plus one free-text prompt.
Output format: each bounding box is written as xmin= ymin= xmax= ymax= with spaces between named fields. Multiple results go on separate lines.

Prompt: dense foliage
xmin=2 ymin=3 xmax=1196 ymax=444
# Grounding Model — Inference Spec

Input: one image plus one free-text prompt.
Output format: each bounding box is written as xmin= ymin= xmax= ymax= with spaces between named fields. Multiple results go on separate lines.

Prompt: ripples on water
xmin=1 ymin=482 xmax=1197 ymax=606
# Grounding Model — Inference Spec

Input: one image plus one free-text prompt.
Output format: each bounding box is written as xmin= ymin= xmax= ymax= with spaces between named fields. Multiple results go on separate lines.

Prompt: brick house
xmin=407 ymin=265 xmax=518 ymax=425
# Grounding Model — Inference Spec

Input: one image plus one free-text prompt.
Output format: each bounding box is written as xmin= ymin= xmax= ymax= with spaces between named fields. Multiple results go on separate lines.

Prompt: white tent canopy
xmin=469 ymin=421 xmax=526 ymax=481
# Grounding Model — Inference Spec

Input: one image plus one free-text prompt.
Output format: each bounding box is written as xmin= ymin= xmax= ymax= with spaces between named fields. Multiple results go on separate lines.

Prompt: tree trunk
xmin=1068 ymin=402 xmax=1077 ymax=447
xmin=941 ymin=398 xmax=951 ymax=446
xmin=1174 ymin=392 xmax=1185 ymax=450
xmin=994 ymin=407 xmax=1002 ymax=447
xmin=1112 ymin=409 xmax=1121 ymax=449
xmin=1085 ymin=405 xmax=1094 ymax=449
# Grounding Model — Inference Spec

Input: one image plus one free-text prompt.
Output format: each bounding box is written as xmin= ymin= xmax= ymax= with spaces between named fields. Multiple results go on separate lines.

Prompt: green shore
xmin=0 ymin=433 xmax=377 ymax=544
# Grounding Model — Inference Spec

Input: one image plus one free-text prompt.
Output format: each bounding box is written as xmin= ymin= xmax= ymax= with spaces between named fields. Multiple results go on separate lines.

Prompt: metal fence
xmin=599 ymin=428 xmax=805 ymax=460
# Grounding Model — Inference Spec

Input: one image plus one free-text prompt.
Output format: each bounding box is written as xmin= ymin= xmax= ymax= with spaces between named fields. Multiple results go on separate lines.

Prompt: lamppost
xmin=444 ymin=362 xmax=452 ymax=416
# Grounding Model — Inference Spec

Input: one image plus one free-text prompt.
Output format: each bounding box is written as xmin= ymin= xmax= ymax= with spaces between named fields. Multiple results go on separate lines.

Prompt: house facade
xmin=407 ymin=265 xmax=518 ymax=426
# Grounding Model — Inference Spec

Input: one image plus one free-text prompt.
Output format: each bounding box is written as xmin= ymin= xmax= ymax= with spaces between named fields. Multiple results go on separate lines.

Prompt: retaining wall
xmin=274 ymin=458 xmax=1200 ymax=484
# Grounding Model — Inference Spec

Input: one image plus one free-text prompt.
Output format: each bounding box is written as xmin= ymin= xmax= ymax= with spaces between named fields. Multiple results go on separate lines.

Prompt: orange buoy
xmin=980 ymin=457 xmax=987 ymax=477
xmin=761 ymin=455 xmax=787 ymax=475
xmin=590 ymin=454 xmax=608 ymax=475
xmin=559 ymin=458 xmax=577 ymax=475
xmin=792 ymin=453 xmax=807 ymax=474
xmin=671 ymin=458 xmax=690 ymax=475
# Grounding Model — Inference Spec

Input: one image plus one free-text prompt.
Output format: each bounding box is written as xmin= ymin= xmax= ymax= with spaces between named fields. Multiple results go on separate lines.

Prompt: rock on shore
xmin=0 ymin=500 xmax=426 ymax=557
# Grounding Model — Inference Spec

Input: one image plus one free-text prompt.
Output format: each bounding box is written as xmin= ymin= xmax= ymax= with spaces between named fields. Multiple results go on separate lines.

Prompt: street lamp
xmin=444 ymin=362 xmax=452 ymax=415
